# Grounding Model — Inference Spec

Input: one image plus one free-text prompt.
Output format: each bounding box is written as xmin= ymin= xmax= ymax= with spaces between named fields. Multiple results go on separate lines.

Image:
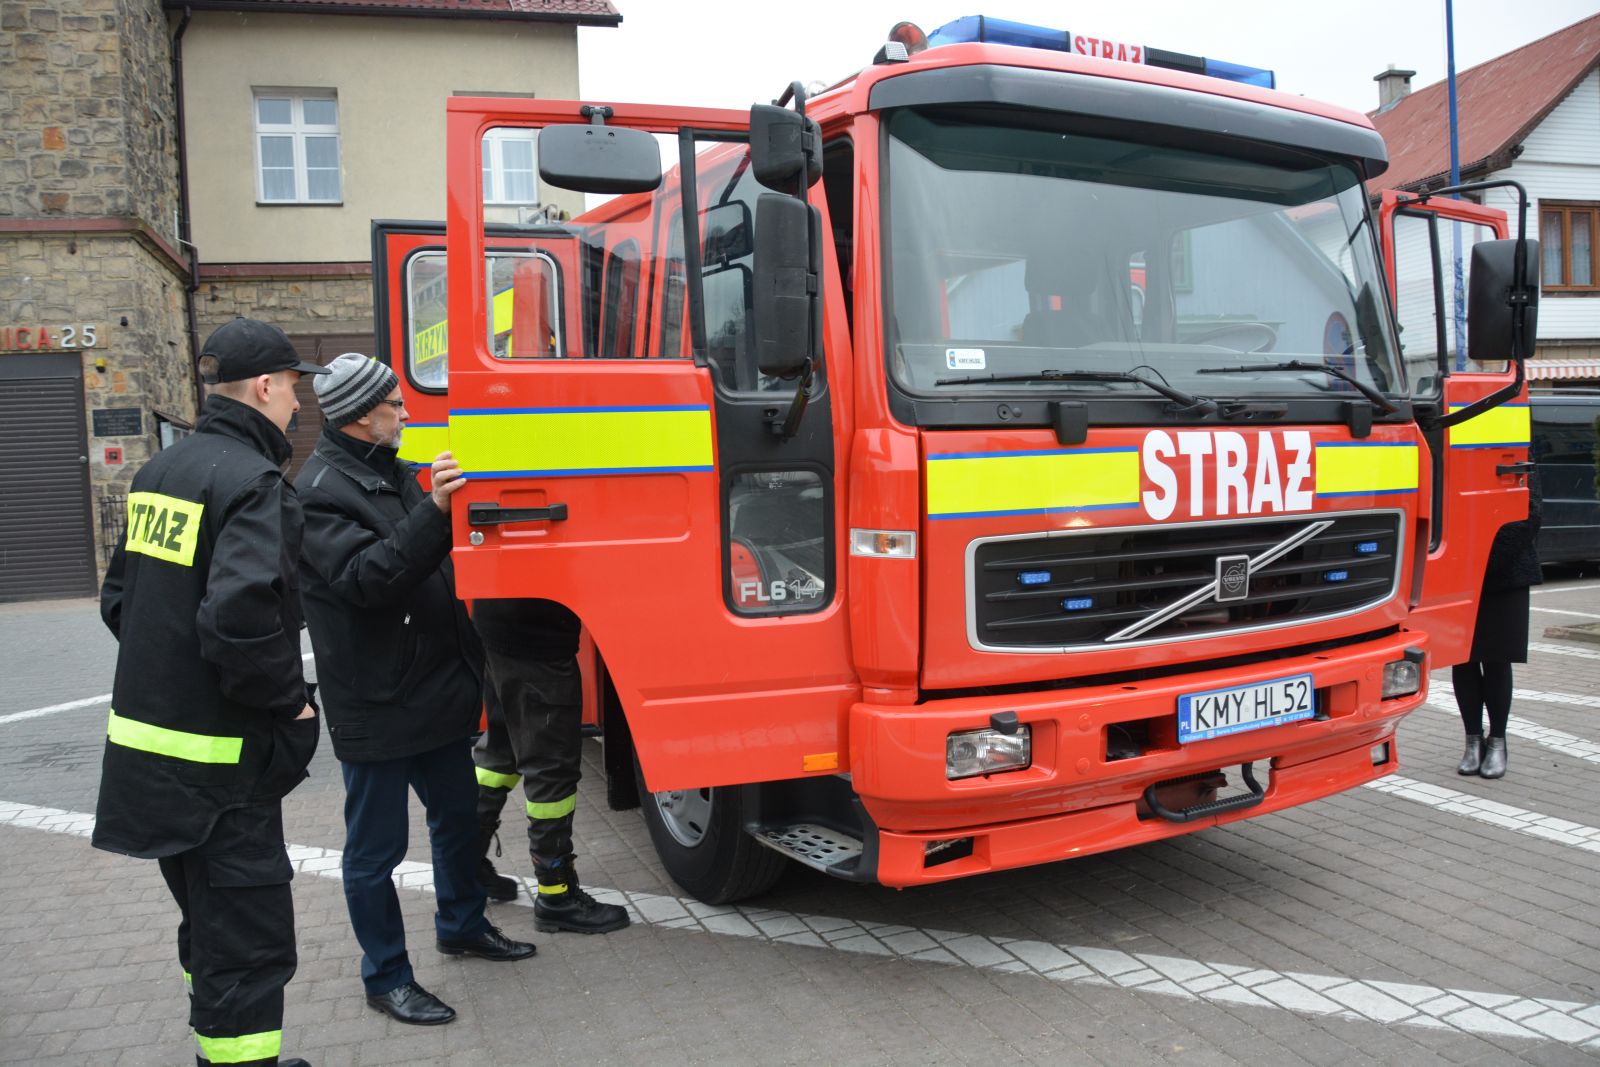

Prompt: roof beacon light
xmin=889 ymin=21 xmax=929 ymax=55
xmin=925 ymin=14 xmax=1275 ymax=89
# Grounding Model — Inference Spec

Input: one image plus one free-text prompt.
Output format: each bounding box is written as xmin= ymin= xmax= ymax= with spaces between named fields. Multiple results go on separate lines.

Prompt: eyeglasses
xmin=376 ymin=399 xmax=405 ymax=410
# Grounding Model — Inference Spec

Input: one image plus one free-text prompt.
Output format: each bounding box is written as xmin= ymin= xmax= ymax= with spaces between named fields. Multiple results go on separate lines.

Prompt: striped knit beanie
xmin=314 ymin=352 xmax=399 ymax=426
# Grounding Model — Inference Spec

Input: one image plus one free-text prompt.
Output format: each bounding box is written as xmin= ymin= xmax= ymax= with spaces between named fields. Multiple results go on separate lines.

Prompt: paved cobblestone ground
xmin=2 ymin=578 xmax=1598 ymax=1065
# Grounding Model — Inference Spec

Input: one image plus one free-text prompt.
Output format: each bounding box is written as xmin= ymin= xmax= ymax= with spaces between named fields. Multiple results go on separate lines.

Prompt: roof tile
xmin=1369 ymin=12 xmax=1600 ymax=191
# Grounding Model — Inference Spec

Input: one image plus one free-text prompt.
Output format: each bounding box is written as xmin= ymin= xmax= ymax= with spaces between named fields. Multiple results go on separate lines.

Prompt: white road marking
xmin=1527 ymin=642 xmax=1600 ymax=661
xmin=0 ymin=694 xmax=111 ymax=726
xmin=1530 ymin=606 xmax=1600 ymax=620
xmin=3 ymin=800 xmax=1598 ymax=1050
xmin=0 ymin=653 xmax=317 ymax=726
xmin=1365 ymin=774 xmax=1600 ymax=859
xmin=1533 ymin=583 xmax=1600 ymax=596
xmin=1423 ymin=697 xmax=1600 ymax=766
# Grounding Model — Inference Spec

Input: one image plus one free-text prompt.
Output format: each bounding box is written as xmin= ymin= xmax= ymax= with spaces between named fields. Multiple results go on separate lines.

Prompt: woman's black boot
xmin=1457 ymin=735 xmax=1484 ymax=775
xmin=1480 ymin=737 xmax=1508 ymax=779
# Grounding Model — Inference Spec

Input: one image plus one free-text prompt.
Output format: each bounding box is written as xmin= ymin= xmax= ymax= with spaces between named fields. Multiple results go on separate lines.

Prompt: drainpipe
xmin=171 ymin=7 xmax=203 ymax=411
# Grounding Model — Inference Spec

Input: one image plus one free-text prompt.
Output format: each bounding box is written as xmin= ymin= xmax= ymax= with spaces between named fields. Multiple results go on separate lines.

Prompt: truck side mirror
xmin=750 ymin=105 xmax=822 ymax=193
xmin=752 ymin=192 xmax=822 ymax=379
xmin=537 ymin=124 xmax=662 ymax=194
xmin=1467 ymin=238 xmax=1540 ymax=362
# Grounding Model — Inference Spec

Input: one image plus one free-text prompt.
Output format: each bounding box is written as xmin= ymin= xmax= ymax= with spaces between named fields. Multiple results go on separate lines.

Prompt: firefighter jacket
xmin=94 ymin=395 xmax=318 ymax=859
xmin=295 ymin=427 xmax=485 ymax=763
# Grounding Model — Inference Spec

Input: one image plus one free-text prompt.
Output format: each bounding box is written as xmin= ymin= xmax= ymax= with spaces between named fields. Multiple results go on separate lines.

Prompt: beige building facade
xmin=0 ymin=0 xmax=619 ymax=601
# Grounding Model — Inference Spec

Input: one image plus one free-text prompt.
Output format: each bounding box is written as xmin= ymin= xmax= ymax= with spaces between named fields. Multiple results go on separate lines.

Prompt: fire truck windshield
xmin=883 ymin=107 xmax=1403 ymax=414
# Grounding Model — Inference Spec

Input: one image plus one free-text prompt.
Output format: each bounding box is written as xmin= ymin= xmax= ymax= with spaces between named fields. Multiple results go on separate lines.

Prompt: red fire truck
xmin=374 ymin=16 xmax=1539 ymax=903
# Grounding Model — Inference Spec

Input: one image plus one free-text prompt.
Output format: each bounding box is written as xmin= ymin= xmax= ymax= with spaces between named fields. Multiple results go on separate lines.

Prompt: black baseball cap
xmin=199 ymin=317 xmax=330 ymax=383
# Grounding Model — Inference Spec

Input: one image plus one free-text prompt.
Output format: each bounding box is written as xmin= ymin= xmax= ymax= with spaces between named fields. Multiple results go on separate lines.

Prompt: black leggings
xmin=1453 ymin=661 xmax=1512 ymax=739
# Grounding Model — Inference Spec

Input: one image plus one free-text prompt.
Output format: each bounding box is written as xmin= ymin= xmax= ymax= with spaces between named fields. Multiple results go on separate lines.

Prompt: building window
xmin=1541 ymin=202 xmax=1598 ymax=292
xmin=254 ymin=91 xmax=341 ymax=204
xmin=482 ymin=129 xmax=538 ymax=205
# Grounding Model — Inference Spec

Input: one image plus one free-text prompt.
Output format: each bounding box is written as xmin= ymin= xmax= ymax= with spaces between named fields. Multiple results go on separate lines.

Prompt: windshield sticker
xmin=946 ymin=348 xmax=986 ymax=371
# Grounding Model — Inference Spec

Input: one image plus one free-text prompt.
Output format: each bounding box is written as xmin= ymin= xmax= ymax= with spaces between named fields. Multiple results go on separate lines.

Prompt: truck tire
xmin=633 ymin=756 xmax=786 ymax=904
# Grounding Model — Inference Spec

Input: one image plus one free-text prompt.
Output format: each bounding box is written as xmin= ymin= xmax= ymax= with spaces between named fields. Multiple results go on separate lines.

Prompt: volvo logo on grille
xmin=1216 ymin=555 xmax=1251 ymax=602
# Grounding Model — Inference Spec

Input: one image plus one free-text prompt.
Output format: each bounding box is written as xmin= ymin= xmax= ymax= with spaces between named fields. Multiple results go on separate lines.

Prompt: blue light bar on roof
xmin=925 ymin=15 xmax=1275 ymax=90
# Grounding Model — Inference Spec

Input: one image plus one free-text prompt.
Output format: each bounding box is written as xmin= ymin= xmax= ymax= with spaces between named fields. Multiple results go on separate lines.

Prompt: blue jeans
xmin=340 ymin=738 xmax=489 ymax=996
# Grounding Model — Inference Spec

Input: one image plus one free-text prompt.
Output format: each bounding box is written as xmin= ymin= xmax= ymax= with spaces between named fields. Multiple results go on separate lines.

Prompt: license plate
xmin=1177 ymin=673 xmax=1315 ymax=743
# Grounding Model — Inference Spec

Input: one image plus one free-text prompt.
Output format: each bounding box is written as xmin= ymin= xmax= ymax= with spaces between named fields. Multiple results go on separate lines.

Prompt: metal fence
xmin=99 ymin=493 xmax=126 ymax=565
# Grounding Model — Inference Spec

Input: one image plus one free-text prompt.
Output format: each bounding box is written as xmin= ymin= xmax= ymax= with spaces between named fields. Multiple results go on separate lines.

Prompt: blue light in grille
xmin=1355 ymin=541 xmax=1379 ymax=554
xmin=1062 ymin=596 xmax=1094 ymax=611
xmin=1018 ymin=570 xmax=1052 ymax=586
xmin=1324 ymin=570 xmax=1349 ymax=583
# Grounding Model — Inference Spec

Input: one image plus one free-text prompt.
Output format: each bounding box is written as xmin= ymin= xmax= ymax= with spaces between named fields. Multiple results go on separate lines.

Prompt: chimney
xmin=1374 ymin=65 xmax=1417 ymax=111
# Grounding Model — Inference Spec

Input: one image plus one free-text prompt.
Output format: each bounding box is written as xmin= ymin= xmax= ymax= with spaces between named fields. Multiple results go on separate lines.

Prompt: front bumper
xmin=848 ymin=629 xmax=1425 ymax=888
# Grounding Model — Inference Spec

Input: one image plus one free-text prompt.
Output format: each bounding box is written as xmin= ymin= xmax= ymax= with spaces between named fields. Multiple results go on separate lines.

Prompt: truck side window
xmin=1391 ymin=211 xmax=1503 ymax=393
xmin=602 ymin=239 xmax=641 ymax=356
xmin=727 ymin=470 xmax=828 ymax=615
xmin=405 ymin=248 xmax=564 ymax=389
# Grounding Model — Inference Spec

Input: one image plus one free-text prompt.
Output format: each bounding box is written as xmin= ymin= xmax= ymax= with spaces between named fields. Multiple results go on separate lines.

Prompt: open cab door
xmin=1380 ymin=189 xmax=1539 ymax=667
xmin=433 ymin=97 xmax=855 ymax=797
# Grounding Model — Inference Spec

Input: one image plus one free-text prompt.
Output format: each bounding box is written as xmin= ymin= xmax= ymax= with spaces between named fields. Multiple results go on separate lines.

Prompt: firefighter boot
xmin=533 ymin=856 xmax=630 ymax=934
xmin=1480 ymin=737 xmax=1508 ymax=779
xmin=476 ymin=825 xmax=520 ymax=902
xmin=1457 ymin=735 xmax=1484 ymax=775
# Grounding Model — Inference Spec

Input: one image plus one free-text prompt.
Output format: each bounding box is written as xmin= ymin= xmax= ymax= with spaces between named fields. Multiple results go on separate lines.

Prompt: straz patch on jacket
xmin=125 ymin=492 xmax=205 ymax=567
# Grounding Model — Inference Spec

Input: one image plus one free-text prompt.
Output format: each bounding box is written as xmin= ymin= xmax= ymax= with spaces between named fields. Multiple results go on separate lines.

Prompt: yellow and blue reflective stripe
xmin=450 ymin=405 xmax=714 ymax=479
xmin=396 ymin=422 xmax=450 ymax=466
xmin=125 ymin=492 xmax=205 ymax=567
xmin=476 ymin=767 xmax=520 ymax=790
xmin=194 ymin=1029 xmax=281 ymax=1064
xmin=1448 ymin=402 xmax=1530 ymax=449
xmin=925 ymin=447 xmax=1140 ymax=520
xmin=107 ymin=708 xmax=243 ymax=765
xmin=1313 ymin=442 xmax=1420 ymax=498
xmin=526 ymin=793 xmax=577 ymax=820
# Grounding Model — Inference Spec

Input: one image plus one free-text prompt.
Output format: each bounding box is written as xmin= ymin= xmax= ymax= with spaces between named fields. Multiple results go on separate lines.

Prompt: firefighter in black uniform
xmin=94 ymin=317 xmax=327 ymax=1067
xmin=472 ymin=599 xmax=629 ymax=934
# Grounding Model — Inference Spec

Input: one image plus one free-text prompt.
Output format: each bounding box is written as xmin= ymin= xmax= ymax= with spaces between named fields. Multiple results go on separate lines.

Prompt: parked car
xmin=1530 ymin=390 xmax=1600 ymax=569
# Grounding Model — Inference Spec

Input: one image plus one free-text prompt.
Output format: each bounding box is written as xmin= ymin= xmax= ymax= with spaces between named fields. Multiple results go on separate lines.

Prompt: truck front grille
xmin=970 ymin=511 xmax=1403 ymax=652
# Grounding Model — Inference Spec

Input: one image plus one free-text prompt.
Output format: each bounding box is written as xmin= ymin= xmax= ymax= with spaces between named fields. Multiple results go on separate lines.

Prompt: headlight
xmin=946 ymin=725 xmax=1031 ymax=779
xmin=1382 ymin=657 xmax=1422 ymax=698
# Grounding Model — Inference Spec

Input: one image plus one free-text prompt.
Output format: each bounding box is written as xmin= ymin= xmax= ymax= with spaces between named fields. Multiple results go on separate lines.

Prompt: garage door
xmin=0 ymin=356 xmax=96 ymax=601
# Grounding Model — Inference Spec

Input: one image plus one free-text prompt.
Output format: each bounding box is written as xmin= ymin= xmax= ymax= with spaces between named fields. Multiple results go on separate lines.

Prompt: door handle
xmin=1495 ymin=462 xmax=1535 ymax=477
xmin=467 ymin=502 xmax=568 ymax=526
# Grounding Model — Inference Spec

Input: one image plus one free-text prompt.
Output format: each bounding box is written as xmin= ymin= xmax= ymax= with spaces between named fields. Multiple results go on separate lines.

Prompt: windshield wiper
xmin=1196 ymin=360 xmax=1399 ymax=414
xmin=934 ymin=369 xmax=1217 ymax=415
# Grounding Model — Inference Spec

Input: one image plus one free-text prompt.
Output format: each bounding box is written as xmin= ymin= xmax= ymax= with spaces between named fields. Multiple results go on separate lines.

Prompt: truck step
xmin=755 ymin=823 xmax=863 ymax=874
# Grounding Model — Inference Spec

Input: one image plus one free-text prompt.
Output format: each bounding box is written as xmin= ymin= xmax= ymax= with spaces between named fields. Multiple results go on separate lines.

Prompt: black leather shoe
xmin=1457 ymin=735 xmax=1484 ymax=775
xmin=365 ymin=981 xmax=456 ymax=1026
xmin=1480 ymin=737 xmax=1508 ymax=779
xmin=436 ymin=924 xmax=536 ymax=962
xmin=279 ymin=1060 xmax=312 ymax=1067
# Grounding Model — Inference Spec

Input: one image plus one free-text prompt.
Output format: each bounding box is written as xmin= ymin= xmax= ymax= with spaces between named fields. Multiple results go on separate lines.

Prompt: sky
xmin=577 ymin=1 xmax=1600 ymax=117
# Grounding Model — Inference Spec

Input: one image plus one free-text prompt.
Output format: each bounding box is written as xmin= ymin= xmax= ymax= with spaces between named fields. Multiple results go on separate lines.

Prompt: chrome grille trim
xmin=963 ymin=509 xmax=1406 ymax=654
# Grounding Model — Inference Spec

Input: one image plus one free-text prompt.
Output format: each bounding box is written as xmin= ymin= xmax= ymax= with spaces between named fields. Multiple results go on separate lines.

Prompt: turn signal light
xmin=850 ymin=529 xmax=917 ymax=558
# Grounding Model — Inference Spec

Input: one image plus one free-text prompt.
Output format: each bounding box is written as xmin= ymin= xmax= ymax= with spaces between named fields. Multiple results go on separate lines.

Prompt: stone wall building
xmin=0 ymin=0 xmax=620 ymax=600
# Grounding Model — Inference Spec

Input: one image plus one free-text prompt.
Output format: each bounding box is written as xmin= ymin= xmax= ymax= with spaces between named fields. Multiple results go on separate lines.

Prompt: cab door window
xmin=405 ymin=248 xmax=562 ymax=390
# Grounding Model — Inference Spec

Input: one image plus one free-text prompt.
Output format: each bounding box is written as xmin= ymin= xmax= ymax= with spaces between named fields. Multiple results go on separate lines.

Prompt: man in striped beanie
xmin=297 ymin=353 xmax=536 ymax=1028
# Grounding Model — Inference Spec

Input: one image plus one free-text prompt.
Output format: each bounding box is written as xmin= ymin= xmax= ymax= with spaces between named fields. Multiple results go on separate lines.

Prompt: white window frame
xmin=253 ymin=90 xmax=342 ymax=205
xmin=482 ymin=128 xmax=539 ymax=206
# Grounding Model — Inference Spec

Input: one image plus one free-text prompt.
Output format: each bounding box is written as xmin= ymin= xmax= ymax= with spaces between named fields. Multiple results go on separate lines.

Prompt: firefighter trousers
xmin=473 ymin=650 xmax=583 ymax=865
xmin=156 ymin=801 xmax=297 ymax=1067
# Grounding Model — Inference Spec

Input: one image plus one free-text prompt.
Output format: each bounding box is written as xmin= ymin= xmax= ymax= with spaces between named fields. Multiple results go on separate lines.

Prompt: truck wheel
xmin=633 ymin=756 xmax=786 ymax=904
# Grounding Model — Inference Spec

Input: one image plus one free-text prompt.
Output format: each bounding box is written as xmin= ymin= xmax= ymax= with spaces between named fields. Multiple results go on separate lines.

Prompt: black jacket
xmin=295 ymin=427 xmax=484 ymax=762
xmin=95 ymin=395 xmax=317 ymax=859
xmin=1484 ymin=472 xmax=1544 ymax=594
